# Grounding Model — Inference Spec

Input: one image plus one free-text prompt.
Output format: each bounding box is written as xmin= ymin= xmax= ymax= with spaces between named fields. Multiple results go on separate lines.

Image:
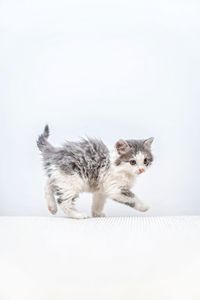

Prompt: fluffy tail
xmin=37 ymin=125 xmax=53 ymax=152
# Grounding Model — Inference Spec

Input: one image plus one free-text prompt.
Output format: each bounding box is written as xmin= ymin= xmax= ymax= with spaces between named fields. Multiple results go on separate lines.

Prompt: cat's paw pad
xmin=92 ymin=211 xmax=106 ymax=218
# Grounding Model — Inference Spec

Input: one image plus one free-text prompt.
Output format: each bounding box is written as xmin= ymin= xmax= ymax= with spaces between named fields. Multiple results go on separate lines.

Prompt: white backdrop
xmin=0 ymin=0 xmax=200 ymax=216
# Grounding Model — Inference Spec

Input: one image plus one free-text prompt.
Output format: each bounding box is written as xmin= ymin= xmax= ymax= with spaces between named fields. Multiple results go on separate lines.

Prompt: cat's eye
xmin=144 ymin=158 xmax=148 ymax=165
xmin=130 ymin=160 xmax=136 ymax=165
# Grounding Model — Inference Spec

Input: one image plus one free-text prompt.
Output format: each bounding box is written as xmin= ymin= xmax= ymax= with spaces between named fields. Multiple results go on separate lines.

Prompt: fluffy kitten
xmin=37 ymin=125 xmax=154 ymax=219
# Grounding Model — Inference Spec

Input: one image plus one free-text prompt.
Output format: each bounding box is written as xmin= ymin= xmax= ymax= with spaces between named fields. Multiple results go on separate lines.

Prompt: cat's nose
xmin=138 ymin=168 xmax=145 ymax=174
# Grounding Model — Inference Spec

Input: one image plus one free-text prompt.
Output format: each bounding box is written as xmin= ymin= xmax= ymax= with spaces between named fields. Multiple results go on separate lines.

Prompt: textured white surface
xmin=0 ymin=216 xmax=200 ymax=300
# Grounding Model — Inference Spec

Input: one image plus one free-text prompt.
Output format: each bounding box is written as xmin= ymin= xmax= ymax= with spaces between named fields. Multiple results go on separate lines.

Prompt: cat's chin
xmin=135 ymin=171 xmax=145 ymax=176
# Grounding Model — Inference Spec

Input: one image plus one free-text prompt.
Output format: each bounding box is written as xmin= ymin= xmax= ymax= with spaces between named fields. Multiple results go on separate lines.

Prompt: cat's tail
xmin=37 ymin=125 xmax=54 ymax=152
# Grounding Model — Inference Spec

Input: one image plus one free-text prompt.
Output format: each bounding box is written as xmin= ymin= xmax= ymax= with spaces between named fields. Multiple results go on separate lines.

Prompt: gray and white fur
xmin=37 ymin=125 xmax=154 ymax=219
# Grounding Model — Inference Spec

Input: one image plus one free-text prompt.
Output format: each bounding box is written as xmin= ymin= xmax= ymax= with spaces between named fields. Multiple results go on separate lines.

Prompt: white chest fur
xmin=99 ymin=162 xmax=137 ymax=196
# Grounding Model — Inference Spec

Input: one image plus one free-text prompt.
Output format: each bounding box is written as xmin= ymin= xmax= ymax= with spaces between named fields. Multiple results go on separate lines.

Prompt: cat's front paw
xmin=134 ymin=202 xmax=150 ymax=212
xmin=92 ymin=211 xmax=106 ymax=218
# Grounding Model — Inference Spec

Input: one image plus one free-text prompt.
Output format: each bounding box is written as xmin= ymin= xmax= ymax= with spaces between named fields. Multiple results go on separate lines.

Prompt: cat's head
xmin=115 ymin=138 xmax=154 ymax=175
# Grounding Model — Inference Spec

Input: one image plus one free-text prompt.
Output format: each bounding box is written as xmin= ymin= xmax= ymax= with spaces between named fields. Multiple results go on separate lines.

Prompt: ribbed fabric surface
xmin=0 ymin=216 xmax=200 ymax=300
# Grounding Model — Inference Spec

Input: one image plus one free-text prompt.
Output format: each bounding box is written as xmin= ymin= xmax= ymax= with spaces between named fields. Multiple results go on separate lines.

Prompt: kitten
xmin=37 ymin=125 xmax=154 ymax=219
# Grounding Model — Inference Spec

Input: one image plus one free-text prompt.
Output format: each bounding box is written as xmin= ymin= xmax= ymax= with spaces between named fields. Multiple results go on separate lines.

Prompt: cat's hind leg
xmin=45 ymin=180 xmax=57 ymax=215
xmin=92 ymin=193 xmax=107 ymax=217
xmin=55 ymin=187 xmax=89 ymax=219
xmin=52 ymin=172 xmax=89 ymax=219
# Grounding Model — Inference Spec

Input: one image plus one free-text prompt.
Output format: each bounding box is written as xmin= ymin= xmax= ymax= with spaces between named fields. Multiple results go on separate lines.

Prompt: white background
xmin=0 ymin=0 xmax=200 ymax=216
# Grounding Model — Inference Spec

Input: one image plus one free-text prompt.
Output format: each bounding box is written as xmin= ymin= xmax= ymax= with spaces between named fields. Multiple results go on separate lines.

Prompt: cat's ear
xmin=115 ymin=139 xmax=130 ymax=155
xmin=143 ymin=137 xmax=154 ymax=148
